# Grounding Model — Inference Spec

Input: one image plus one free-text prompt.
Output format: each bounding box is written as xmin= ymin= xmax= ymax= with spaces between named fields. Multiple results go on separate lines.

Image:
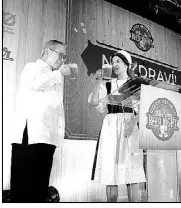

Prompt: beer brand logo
xmin=3 ymin=47 xmax=14 ymax=61
xmin=146 ymin=98 xmax=179 ymax=141
xmin=130 ymin=23 xmax=154 ymax=52
xmin=3 ymin=11 xmax=16 ymax=35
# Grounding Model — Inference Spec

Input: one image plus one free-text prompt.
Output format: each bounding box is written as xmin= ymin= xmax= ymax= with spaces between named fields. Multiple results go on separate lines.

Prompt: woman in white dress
xmin=88 ymin=50 xmax=146 ymax=202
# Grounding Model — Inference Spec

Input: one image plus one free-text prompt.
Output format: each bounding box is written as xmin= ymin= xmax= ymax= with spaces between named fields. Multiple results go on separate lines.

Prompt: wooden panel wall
xmin=3 ymin=0 xmax=67 ymax=189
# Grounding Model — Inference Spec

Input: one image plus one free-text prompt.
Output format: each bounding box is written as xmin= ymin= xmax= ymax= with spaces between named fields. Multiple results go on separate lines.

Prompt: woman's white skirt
xmin=92 ymin=113 xmax=146 ymax=185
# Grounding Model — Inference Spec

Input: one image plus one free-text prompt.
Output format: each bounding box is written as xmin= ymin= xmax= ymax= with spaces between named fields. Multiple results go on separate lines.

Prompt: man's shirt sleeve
xmin=20 ymin=63 xmax=62 ymax=91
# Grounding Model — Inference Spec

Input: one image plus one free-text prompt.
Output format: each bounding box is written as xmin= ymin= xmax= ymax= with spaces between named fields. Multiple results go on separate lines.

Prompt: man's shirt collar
xmin=36 ymin=59 xmax=52 ymax=71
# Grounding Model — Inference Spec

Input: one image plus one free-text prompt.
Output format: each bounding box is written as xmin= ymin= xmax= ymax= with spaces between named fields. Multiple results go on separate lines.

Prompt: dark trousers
xmin=10 ymin=125 xmax=56 ymax=202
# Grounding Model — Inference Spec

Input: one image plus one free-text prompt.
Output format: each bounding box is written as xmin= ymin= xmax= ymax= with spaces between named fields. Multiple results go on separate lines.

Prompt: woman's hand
xmin=95 ymin=69 xmax=101 ymax=80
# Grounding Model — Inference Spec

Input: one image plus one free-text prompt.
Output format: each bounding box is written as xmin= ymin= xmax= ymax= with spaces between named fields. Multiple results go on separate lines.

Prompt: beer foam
xmin=68 ymin=63 xmax=78 ymax=68
xmin=102 ymin=64 xmax=112 ymax=69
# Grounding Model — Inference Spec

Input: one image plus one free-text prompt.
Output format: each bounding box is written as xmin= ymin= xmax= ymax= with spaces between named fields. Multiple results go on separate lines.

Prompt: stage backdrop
xmin=64 ymin=0 xmax=181 ymax=141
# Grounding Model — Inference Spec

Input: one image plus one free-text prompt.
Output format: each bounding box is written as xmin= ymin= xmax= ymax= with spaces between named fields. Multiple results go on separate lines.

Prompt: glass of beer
xmin=68 ymin=63 xmax=78 ymax=79
xmin=102 ymin=64 xmax=112 ymax=80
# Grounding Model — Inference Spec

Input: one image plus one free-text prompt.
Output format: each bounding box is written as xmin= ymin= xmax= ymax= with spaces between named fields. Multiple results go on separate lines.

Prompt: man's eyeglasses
xmin=49 ymin=48 xmax=66 ymax=61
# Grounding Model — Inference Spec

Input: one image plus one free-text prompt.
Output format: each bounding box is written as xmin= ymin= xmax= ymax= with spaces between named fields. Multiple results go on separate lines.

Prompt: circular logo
xmin=130 ymin=24 xmax=154 ymax=52
xmin=146 ymin=98 xmax=179 ymax=141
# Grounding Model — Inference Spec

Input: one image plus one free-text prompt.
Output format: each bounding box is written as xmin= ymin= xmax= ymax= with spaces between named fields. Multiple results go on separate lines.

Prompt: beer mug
xmin=102 ymin=64 xmax=112 ymax=80
xmin=68 ymin=63 xmax=78 ymax=79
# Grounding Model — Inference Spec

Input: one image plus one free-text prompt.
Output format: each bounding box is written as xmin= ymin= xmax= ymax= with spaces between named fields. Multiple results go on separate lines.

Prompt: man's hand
xmin=59 ymin=64 xmax=71 ymax=76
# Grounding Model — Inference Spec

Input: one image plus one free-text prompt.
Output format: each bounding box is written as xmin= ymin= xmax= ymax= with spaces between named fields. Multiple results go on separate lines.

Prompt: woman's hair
xmin=41 ymin=40 xmax=66 ymax=57
xmin=112 ymin=50 xmax=132 ymax=68
xmin=112 ymin=53 xmax=129 ymax=66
